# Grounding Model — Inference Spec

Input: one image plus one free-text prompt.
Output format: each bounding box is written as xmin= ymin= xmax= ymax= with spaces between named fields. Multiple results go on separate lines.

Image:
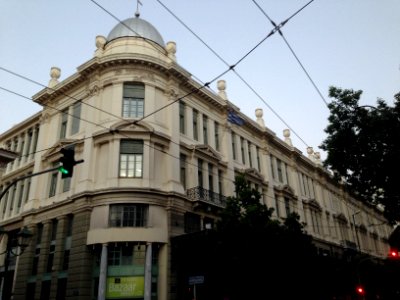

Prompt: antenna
xmin=135 ymin=0 xmax=142 ymax=17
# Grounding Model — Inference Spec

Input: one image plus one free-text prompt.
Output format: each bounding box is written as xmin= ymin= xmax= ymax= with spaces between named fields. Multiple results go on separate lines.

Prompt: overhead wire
xmin=0 ymin=0 xmax=325 ymax=216
xmin=0 ymin=66 xmax=124 ymax=122
xmin=1 ymin=1 xmax=386 ymax=233
xmin=88 ymin=0 xmax=289 ymax=128
xmin=251 ymin=0 xmax=329 ymax=107
xmin=154 ymin=0 xmax=310 ymax=147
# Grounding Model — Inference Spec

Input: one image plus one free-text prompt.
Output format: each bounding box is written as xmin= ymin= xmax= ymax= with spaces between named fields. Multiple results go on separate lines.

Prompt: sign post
xmin=188 ymin=276 xmax=204 ymax=300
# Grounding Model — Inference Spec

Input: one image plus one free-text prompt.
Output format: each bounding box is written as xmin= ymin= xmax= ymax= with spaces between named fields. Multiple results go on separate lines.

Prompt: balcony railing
xmin=186 ymin=186 xmax=227 ymax=208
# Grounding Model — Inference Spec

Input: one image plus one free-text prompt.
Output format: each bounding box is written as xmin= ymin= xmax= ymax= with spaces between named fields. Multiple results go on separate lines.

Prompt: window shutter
xmin=120 ymin=140 xmax=143 ymax=154
xmin=124 ymin=84 xmax=144 ymax=98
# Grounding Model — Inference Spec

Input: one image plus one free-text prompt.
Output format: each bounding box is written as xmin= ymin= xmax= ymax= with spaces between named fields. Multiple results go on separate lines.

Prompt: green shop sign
xmin=106 ymin=276 xmax=145 ymax=298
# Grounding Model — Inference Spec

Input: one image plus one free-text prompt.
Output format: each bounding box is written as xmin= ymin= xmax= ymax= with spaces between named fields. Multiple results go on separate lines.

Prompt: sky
xmin=0 ymin=0 xmax=399 ymax=160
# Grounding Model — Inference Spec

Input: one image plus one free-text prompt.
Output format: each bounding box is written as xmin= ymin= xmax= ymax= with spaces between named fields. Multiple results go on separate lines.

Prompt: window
xmin=310 ymin=209 xmax=321 ymax=235
xmin=46 ymin=219 xmax=58 ymax=273
xmin=248 ymin=142 xmax=252 ymax=168
xmin=277 ymin=159 xmax=283 ymax=183
xmin=180 ymin=154 xmax=187 ymax=190
xmin=119 ymin=140 xmax=143 ymax=178
xmin=70 ymin=102 xmax=81 ymax=135
xmin=107 ymin=244 xmax=146 ymax=267
xmin=59 ymin=108 xmax=68 ymax=139
xmin=284 ymin=197 xmax=291 ymax=217
xmin=218 ymin=170 xmax=223 ymax=195
xmin=32 ymin=127 xmax=39 ymax=158
xmin=32 ymin=223 xmax=43 ymax=276
xmin=25 ymin=130 xmax=33 ymax=162
xmin=19 ymin=137 xmax=24 ymax=165
xmin=203 ymin=115 xmax=208 ymax=144
xmin=8 ymin=184 xmax=16 ymax=216
xmin=62 ymin=176 xmax=71 ymax=193
xmin=62 ymin=215 xmax=73 ymax=271
xmin=179 ymin=101 xmax=186 ymax=134
xmin=240 ymin=137 xmax=245 ymax=164
xmin=24 ymin=176 xmax=31 ymax=204
xmin=231 ymin=133 xmax=237 ymax=160
xmin=208 ymin=163 xmax=213 ymax=192
xmin=270 ymin=155 xmax=276 ymax=180
xmin=193 ymin=109 xmax=199 ymax=141
xmin=49 ymin=165 xmax=58 ymax=197
xmin=198 ymin=159 xmax=203 ymax=188
xmin=256 ymin=147 xmax=261 ymax=171
xmin=56 ymin=278 xmax=67 ymax=300
xmin=122 ymin=83 xmax=144 ymax=118
xmin=285 ymin=165 xmax=290 ymax=186
xmin=17 ymin=182 xmax=24 ymax=213
xmin=275 ymin=194 xmax=280 ymax=217
xmin=109 ymin=204 xmax=148 ymax=227
xmin=214 ymin=122 xmax=220 ymax=151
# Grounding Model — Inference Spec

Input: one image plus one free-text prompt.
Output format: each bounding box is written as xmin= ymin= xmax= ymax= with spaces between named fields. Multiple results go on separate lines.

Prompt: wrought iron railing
xmin=186 ymin=186 xmax=227 ymax=208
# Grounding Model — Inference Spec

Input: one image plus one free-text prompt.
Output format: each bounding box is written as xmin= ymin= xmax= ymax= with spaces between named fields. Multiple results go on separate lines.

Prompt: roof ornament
xmin=135 ymin=0 xmax=142 ymax=18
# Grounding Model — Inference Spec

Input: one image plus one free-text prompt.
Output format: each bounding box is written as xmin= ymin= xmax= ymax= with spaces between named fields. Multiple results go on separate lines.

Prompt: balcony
xmin=186 ymin=186 xmax=227 ymax=208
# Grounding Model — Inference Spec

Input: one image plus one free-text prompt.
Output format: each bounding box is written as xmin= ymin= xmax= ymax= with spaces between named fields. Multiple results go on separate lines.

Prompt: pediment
xmin=302 ymin=198 xmax=322 ymax=211
xmin=275 ymin=184 xmax=295 ymax=197
xmin=111 ymin=120 xmax=155 ymax=133
xmin=194 ymin=144 xmax=221 ymax=162
xmin=244 ymin=167 xmax=264 ymax=181
xmin=334 ymin=212 xmax=348 ymax=223
xmin=42 ymin=139 xmax=82 ymax=161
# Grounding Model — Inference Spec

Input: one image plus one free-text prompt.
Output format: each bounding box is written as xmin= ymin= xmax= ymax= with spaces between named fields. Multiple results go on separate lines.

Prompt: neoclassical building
xmin=0 ymin=13 xmax=392 ymax=300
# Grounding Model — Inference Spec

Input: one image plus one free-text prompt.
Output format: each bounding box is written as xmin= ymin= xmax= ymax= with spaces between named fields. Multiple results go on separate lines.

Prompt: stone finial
xmin=255 ymin=108 xmax=265 ymax=127
xmin=314 ymin=152 xmax=322 ymax=165
xmin=95 ymin=35 xmax=106 ymax=57
xmin=48 ymin=67 xmax=61 ymax=88
xmin=306 ymin=146 xmax=314 ymax=160
xmin=217 ymin=80 xmax=227 ymax=100
xmin=283 ymin=129 xmax=292 ymax=146
xmin=166 ymin=41 xmax=177 ymax=62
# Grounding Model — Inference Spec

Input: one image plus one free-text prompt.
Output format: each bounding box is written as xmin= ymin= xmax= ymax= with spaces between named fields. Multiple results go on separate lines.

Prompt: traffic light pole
xmin=0 ymin=164 xmax=67 ymax=202
xmin=0 ymin=159 xmax=84 ymax=202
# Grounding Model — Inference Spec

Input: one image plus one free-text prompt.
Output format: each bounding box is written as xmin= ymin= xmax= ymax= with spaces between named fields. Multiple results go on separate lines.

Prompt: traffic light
xmin=388 ymin=248 xmax=399 ymax=259
xmin=356 ymin=285 xmax=365 ymax=296
xmin=59 ymin=148 xmax=76 ymax=178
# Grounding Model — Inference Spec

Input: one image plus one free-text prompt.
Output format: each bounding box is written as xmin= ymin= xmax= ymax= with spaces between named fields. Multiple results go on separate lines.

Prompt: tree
xmin=321 ymin=87 xmax=400 ymax=224
xmin=215 ymin=175 xmax=319 ymax=299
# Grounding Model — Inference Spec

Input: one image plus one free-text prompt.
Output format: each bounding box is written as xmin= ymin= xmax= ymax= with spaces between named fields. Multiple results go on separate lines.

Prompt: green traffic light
xmin=59 ymin=167 xmax=69 ymax=175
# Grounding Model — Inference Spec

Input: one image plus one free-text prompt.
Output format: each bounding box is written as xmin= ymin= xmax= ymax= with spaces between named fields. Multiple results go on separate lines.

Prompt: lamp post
xmin=352 ymin=211 xmax=361 ymax=252
xmin=0 ymin=226 xmax=33 ymax=300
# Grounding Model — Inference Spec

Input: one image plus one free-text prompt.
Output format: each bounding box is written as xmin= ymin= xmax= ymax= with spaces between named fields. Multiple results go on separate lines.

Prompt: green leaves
xmin=321 ymin=86 xmax=400 ymax=224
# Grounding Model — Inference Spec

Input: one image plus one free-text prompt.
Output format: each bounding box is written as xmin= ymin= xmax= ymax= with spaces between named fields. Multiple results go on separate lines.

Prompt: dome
xmin=107 ymin=17 xmax=165 ymax=47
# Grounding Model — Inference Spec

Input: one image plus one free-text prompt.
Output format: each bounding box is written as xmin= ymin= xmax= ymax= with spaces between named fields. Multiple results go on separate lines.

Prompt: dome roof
xmin=107 ymin=17 xmax=165 ymax=47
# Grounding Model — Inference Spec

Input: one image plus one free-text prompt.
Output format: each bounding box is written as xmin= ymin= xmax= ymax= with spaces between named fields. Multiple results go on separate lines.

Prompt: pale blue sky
xmin=1 ymin=0 xmax=399 ymax=160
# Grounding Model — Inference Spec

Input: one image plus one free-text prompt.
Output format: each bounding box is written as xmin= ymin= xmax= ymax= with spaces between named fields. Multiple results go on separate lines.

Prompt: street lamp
xmin=0 ymin=226 xmax=33 ymax=300
xmin=352 ymin=211 xmax=361 ymax=252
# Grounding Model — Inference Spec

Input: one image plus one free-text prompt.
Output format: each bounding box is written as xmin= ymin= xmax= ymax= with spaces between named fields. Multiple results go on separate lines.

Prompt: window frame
xmin=119 ymin=140 xmax=144 ymax=178
xmin=109 ymin=204 xmax=148 ymax=228
xmin=122 ymin=83 xmax=145 ymax=118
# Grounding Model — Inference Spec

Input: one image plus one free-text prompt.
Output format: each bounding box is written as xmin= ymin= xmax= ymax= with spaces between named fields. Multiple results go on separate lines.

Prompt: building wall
xmin=0 ymin=23 xmax=392 ymax=300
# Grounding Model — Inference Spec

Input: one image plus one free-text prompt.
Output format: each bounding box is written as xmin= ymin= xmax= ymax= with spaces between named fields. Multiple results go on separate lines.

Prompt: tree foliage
xmin=214 ymin=175 xmax=319 ymax=299
xmin=320 ymin=87 xmax=400 ymax=224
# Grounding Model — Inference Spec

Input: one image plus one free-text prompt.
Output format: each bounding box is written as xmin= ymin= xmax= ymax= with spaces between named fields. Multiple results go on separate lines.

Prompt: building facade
xmin=0 ymin=14 xmax=392 ymax=300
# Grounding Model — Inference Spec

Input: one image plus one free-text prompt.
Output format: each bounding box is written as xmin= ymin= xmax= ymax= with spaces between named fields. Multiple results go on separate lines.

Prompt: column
xmin=144 ymin=243 xmax=152 ymax=300
xmin=97 ymin=244 xmax=108 ymax=300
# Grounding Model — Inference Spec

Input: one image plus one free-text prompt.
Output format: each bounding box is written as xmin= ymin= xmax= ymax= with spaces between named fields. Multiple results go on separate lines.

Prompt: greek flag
xmin=228 ymin=110 xmax=245 ymax=126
